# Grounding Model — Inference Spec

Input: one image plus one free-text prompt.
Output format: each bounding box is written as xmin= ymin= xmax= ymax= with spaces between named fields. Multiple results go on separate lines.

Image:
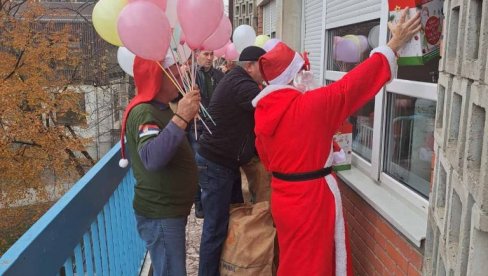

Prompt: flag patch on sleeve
xmin=138 ymin=124 xmax=161 ymax=138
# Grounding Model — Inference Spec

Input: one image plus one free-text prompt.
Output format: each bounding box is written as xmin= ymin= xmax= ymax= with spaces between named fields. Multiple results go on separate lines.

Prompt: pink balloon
xmin=129 ymin=0 xmax=167 ymax=11
xmin=202 ymin=16 xmax=232 ymax=51
xmin=263 ymin=38 xmax=281 ymax=52
xmin=225 ymin=43 xmax=239 ymax=61
xmin=180 ymin=32 xmax=186 ymax=45
xmin=214 ymin=41 xmax=230 ymax=58
xmin=334 ymin=39 xmax=360 ymax=63
xmin=118 ymin=2 xmax=172 ymax=61
xmin=177 ymin=0 xmax=223 ymax=50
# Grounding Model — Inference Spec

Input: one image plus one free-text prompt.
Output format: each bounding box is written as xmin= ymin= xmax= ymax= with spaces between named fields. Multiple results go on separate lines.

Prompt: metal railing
xmin=0 ymin=144 xmax=146 ymax=276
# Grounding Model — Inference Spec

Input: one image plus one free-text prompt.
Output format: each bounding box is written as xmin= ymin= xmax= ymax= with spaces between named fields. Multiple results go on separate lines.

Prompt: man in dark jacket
xmin=190 ymin=50 xmax=224 ymax=218
xmin=196 ymin=46 xmax=267 ymax=276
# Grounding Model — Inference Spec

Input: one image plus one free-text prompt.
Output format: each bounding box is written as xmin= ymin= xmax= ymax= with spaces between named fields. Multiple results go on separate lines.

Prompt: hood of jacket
xmin=252 ymin=85 xmax=301 ymax=137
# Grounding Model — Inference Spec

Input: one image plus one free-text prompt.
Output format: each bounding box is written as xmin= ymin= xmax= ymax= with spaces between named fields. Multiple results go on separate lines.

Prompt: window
xmin=321 ymin=8 xmax=441 ymax=203
xmin=249 ymin=3 xmax=253 ymax=14
xmin=384 ymin=94 xmax=436 ymax=198
xmin=326 ymin=20 xmax=380 ymax=162
xmin=242 ymin=4 xmax=246 ymax=15
xmin=245 ymin=17 xmax=250 ymax=25
xmin=236 ymin=6 xmax=240 ymax=16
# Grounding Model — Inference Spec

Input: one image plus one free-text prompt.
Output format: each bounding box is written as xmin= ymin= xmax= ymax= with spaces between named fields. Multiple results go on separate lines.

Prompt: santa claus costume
xmin=252 ymin=42 xmax=397 ymax=275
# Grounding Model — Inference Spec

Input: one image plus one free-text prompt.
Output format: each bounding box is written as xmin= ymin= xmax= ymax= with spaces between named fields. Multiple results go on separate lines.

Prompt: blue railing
xmin=0 ymin=144 xmax=146 ymax=275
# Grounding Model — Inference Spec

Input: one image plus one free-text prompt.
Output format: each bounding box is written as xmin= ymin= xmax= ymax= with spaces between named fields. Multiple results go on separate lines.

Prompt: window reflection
xmin=384 ymin=93 xmax=436 ymax=198
xmin=327 ymin=20 xmax=380 ymax=72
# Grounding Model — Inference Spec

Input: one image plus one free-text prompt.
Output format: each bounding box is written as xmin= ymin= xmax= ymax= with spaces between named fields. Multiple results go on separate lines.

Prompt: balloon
xmin=263 ymin=38 xmax=281 ymax=52
xmin=179 ymin=31 xmax=186 ymax=45
xmin=357 ymin=35 xmax=369 ymax=52
xmin=334 ymin=39 xmax=360 ymax=63
xmin=177 ymin=0 xmax=224 ymax=49
xmin=214 ymin=41 xmax=230 ymax=58
xmin=232 ymin=25 xmax=256 ymax=53
xmin=129 ymin=0 xmax=166 ymax=11
xmin=225 ymin=43 xmax=239 ymax=61
xmin=92 ymin=0 xmax=128 ymax=46
xmin=255 ymin=35 xmax=270 ymax=48
xmin=202 ymin=16 xmax=232 ymax=50
xmin=368 ymin=25 xmax=380 ymax=48
xmin=166 ymin=0 xmax=178 ymax=28
xmin=117 ymin=47 xmax=136 ymax=76
xmin=118 ymin=2 xmax=172 ymax=61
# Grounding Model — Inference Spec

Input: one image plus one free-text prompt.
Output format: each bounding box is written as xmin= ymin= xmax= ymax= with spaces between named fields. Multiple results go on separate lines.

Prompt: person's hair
xmin=236 ymin=60 xmax=256 ymax=68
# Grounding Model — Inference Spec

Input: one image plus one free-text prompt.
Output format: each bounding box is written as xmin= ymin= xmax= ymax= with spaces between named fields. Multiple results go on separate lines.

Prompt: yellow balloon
xmin=255 ymin=35 xmax=270 ymax=48
xmin=92 ymin=0 xmax=128 ymax=46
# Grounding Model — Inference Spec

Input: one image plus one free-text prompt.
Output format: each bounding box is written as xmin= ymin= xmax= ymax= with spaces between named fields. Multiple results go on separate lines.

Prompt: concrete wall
xmin=425 ymin=0 xmax=488 ymax=275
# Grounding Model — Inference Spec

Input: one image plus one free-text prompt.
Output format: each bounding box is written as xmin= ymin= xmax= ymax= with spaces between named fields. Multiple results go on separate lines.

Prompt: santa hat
xmin=119 ymin=54 xmax=176 ymax=168
xmin=258 ymin=42 xmax=305 ymax=85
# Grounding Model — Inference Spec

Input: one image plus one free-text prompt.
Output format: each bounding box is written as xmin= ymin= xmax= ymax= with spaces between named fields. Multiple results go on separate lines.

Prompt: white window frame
xmin=321 ymin=0 xmax=435 ymax=213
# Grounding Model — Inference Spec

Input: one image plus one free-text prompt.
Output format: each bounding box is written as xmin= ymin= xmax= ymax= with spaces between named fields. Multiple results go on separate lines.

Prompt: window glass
xmin=383 ymin=93 xmax=436 ymax=198
xmin=327 ymin=20 xmax=380 ymax=72
xmin=350 ymin=99 xmax=375 ymax=162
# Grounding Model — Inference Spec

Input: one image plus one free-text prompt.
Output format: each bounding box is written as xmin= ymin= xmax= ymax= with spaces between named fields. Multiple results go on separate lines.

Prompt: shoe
xmin=195 ymin=202 xmax=204 ymax=219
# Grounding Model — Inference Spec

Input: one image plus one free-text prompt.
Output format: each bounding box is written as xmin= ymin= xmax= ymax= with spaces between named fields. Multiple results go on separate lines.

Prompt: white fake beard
xmin=293 ymin=70 xmax=318 ymax=93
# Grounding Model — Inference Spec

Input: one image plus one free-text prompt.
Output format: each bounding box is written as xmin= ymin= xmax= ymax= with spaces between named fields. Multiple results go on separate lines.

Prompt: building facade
xmin=265 ymin=0 xmax=488 ymax=274
xmin=232 ymin=0 xmax=258 ymax=31
xmin=425 ymin=0 xmax=488 ymax=275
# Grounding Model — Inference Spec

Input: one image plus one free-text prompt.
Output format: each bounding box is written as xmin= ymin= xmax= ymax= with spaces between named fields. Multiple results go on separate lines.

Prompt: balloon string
xmin=156 ymin=61 xmax=212 ymax=135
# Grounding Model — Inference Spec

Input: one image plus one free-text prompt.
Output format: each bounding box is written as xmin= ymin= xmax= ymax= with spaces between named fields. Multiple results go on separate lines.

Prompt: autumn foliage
xmin=0 ymin=0 xmax=91 ymax=205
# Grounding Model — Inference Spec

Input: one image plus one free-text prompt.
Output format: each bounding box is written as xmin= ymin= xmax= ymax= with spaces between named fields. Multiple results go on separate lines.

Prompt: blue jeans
xmin=135 ymin=214 xmax=187 ymax=276
xmin=196 ymin=153 xmax=243 ymax=276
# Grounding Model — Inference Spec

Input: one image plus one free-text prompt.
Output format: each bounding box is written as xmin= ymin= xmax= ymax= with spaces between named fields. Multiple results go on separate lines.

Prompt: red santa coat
xmin=252 ymin=49 xmax=395 ymax=275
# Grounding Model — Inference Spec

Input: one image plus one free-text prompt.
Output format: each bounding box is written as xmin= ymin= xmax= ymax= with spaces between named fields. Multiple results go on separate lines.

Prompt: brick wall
xmin=337 ymin=179 xmax=424 ymax=275
xmin=257 ymin=6 xmax=263 ymax=35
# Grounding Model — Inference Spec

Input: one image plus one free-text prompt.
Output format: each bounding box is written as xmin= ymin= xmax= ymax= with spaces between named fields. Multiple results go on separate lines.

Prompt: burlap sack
xmin=220 ymin=201 xmax=276 ymax=276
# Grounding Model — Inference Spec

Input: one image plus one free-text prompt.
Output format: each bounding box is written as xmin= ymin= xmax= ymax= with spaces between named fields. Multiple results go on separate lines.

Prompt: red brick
xmin=407 ymin=263 xmax=422 ymax=276
xmin=385 ymin=241 xmax=409 ymax=273
xmin=406 ymin=247 xmax=423 ymax=269
xmin=395 ymin=265 xmax=407 ymax=276
xmin=372 ymin=225 xmax=388 ymax=250
xmin=374 ymin=243 xmax=396 ymax=270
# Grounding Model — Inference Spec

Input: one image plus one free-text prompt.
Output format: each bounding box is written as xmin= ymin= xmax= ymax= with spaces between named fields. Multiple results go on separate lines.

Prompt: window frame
xmin=321 ymin=1 xmax=435 ymax=211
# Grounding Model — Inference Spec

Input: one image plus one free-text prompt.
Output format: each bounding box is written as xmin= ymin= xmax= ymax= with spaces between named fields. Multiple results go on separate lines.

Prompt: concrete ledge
xmin=337 ymin=168 xmax=428 ymax=247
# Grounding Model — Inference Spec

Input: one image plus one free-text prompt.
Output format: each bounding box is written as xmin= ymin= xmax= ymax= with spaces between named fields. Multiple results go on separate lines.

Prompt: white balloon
xmin=166 ymin=0 xmax=178 ymax=28
xmin=117 ymin=47 xmax=136 ymax=77
xmin=232 ymin=25 xmax=256 ymax=53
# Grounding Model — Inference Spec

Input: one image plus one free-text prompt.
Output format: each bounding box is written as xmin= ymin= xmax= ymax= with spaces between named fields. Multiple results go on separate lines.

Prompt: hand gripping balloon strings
xmin=156 ymin=61 xmax=213 ymax=136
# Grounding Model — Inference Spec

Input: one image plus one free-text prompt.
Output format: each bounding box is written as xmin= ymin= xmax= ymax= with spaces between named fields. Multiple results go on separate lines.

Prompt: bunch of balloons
xmin=93 ymin=0 xmax=232 ymax=76
xmin=332 ymin=34 xmax=369 ymax=64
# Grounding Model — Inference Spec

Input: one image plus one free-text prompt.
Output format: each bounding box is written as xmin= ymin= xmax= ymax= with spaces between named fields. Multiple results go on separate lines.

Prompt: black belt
xmin=272 ymin=167 xmax=333 ymax=182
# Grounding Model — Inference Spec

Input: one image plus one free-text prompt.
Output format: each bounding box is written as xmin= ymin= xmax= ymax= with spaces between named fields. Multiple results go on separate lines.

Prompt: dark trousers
xmin=195 ymin=153 xmax=243 ymax=276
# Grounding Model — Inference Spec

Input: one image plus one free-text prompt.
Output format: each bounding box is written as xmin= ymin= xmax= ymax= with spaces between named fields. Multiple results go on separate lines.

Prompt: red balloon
xmin=177 ymin=0 xmax=223 ymax=50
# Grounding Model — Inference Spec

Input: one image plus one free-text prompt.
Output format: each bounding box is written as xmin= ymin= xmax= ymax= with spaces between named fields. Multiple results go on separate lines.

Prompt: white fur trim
xmin=268 ymin=52 xmax=305 ymax=86
xmin=370 ymin=46 xmax=397 ymax=83
xmin=251 ymin=85 xmax=299 ymax=107
xmin=324 ymin=146 xmax=348 ymax=275
xmin=325 ymin=174 xmax=348 ymax=276
xmin=119 ymin=158 xmax=129 ymax=168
